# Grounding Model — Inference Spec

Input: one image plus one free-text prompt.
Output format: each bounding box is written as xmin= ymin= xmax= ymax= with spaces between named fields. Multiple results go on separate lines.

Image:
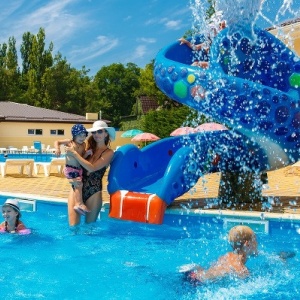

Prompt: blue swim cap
xmin=71 ymin=124 xmax=88 ymax=138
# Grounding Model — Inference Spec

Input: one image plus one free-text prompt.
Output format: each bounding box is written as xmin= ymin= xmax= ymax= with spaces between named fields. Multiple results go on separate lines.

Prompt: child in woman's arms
xmin=54 ymin=124 xmax=91 ymax=215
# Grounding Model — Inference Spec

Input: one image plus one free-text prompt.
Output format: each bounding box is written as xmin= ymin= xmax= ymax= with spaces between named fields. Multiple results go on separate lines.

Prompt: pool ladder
xmin=223 ymin=218 xmax=269 ymax=234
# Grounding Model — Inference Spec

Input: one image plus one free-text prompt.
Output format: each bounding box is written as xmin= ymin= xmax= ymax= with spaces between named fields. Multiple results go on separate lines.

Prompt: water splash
xmin=215 ymin=0 xmax=263 ymax=39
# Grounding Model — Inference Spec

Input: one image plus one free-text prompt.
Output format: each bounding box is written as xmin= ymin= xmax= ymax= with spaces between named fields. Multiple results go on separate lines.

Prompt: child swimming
xmin=180 ymin=225 xmax=257 ymax=283
xmin=0 ymin=199 xmax=28 ymax=233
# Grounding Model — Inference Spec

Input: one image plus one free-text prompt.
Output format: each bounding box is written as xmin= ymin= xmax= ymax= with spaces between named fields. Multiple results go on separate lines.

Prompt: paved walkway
xmin=0 ymin=165 xmax=299 ymax=214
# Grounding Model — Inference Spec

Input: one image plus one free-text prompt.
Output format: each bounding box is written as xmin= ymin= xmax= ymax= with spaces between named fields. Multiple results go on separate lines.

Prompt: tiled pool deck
xmin=0 ymin=165 xmax=299 ymax=216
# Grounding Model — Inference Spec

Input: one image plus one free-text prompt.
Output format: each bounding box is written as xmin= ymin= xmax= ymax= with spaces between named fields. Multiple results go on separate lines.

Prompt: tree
xmin=20 ymin=32 xmax=32 ymax=75
xmin=6 ymin=37 xmax=18 ymax=71
xmin=141 ymin=106 xmax=200 ymax=138
xmin=0 ymin=37 xmax=22 ymax=101
xmin=0 ymin=43 xmax=7 ymax=68
xmin=206 ymin=0 xmax=216 ymax=19
xmin=42 ymin=53 xmax=91 ymax=115
xmin=134 ymin=61 xmax=171 ymax=107
xmin=93 ymin=63 xmax=140 ymax=126
xmin=20 ymin=28 xmax=53 ymax=105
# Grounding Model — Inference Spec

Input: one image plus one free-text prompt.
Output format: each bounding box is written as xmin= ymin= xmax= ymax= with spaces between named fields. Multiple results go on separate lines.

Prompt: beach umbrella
xmin=170 ymin=126 xmax=194 ymax=136
xmin=121 ymin=129 xmax=144 ymax=138
xmin=131 ymin=132 xmax=160 ymax=142
xmin=194 ymin=122 xmax=228 ymax=132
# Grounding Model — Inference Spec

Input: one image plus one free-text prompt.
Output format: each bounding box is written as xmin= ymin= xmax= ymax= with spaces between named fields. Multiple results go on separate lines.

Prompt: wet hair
xmin=228 ymin=225 xmax=256 ymax=252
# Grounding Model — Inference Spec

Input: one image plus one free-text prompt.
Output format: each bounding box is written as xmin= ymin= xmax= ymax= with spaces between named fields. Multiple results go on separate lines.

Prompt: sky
xmin=0 ymin=0 xmax=299 ymax=76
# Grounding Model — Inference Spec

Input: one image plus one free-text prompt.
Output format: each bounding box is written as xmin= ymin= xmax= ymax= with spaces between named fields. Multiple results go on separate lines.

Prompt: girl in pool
xmin=181 ymin=225 xmax=258 ymax=284
xmin=0 ymin=199 xmax=28 ymax=233
xmin=55 ymin=124 xmax=91 ymax=216
xmin=65 ymin=120 xmax=115 ymax=227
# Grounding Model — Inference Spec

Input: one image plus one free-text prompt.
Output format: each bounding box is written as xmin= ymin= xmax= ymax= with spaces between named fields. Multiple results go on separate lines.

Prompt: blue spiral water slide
xmin=154 ymin=25 xmax=300 ymax=169
xmin=107 ymin=7 xmax=300 ymax=223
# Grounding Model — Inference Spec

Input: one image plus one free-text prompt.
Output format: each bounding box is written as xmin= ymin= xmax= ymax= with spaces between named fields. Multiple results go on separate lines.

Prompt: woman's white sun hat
xmin=3 ymin=199 xmax=21 ymax=217
xmin=86 ymin=120 xmax=116 ymax=141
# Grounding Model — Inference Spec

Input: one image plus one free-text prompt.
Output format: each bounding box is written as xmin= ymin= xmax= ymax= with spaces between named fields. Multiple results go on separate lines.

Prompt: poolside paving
xmin=0 ymin=165 xmax=299 ymax=215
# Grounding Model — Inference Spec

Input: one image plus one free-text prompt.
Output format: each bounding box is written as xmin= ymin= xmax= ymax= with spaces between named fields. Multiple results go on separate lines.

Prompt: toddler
xmin=55 ymin=124 xmax=91 ymax=215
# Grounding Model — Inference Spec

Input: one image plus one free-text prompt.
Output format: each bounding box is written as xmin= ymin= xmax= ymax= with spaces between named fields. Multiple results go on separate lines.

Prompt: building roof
xmin=0 ymin=101 xmax=93 ymax=124
xmin=139 ymin=96 xmax=159 ymax=114
xmin=266 ymin=17 xmax=300 ymax=31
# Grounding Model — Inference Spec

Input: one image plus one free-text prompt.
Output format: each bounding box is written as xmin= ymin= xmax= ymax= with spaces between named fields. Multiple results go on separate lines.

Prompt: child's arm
xmin=178 ymin=38 xmax=205 ymax=51
xmin=192 ymin=253 xmax=249 ymax=281
xmin=54 ymin=139 xmax=71 ymax=157
xmin=83 ymin=149 xmax=93 ymax=159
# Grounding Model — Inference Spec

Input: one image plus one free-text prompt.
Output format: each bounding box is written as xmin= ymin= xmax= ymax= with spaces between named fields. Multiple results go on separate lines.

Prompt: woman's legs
xmin=84 ymin=191 xmax=103 ymax=224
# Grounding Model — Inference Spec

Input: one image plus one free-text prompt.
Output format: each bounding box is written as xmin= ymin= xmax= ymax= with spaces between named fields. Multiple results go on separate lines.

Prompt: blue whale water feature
xmin=107 ymin=1 xmax=300 ymax=223
xmin=154 ymin=25 xmax=300 ymax=170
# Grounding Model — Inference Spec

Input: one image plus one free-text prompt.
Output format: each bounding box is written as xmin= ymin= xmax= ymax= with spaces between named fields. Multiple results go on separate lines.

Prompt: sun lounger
xmin=34 ymin=158 xmax=65 ymax=176
xmin=7 ymin=147 xmax=19 ymax=153
xmin=21 ymin=146 xmax=29 ymax=153
xmin=44 ymin=145 xmax=56 ymax=154
xmin=0 ymin=159 xmax=34 ymax=177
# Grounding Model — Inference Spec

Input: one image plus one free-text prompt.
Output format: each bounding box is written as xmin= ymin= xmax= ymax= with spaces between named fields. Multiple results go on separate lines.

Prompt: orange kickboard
xmin=109 ymin=190 xmax=167 ymax=224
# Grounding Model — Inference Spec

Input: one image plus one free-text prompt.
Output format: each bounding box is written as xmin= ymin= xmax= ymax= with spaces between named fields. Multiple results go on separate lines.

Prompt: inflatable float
xmin=0 ymin=228 xmax=31 ymax=235
xmin=108 ymin=2 xmax=300 ymax=224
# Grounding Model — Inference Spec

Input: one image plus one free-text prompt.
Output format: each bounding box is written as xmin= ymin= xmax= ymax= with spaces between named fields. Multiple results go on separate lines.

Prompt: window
xmin=50 ymin=129 xmax=64 ymax=135
xmin=28 ymin=129 xmax=43 ymax=135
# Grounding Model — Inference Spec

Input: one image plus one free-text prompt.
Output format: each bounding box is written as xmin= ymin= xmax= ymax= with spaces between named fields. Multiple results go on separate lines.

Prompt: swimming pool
xmin=0 ymin=196 xmax=299 ymax=299
xmin=0 ymin=153 xmax=59 ymax=163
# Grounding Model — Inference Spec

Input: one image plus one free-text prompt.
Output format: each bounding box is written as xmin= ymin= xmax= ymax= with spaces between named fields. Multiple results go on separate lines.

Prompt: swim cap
xmin=71 ymin=124 xmax=88 ymax=138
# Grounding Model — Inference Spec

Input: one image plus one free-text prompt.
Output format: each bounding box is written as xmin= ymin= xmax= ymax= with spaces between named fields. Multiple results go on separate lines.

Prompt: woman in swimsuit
xmin=65 ymin=120 xmax=115 ymax=227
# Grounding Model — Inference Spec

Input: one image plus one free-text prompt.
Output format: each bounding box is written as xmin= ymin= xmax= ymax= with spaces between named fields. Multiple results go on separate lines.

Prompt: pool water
xmin=0 ymin=153 xmax=58 ymax=163
xmin=0 ymin=197 xmax=299 ymax=300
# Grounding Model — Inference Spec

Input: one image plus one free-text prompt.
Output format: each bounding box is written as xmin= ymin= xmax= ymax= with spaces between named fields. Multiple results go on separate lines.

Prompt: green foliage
xmin=182 ymin=0 xmax=216 ymax=37
xmin=93 ymin=63 xmax=140 ymax=127
xmin=140 ymin=106 xmax=205 ymax=138
xmin=206 ymin=0 xmax=216 ymax=19
xmin=6 ymin=37 xmax=18 ymax=71
xmin=134 ymin=61 xmax=170 ymax=107
xmin=42 ymin=53 xmax=91 ymax=114
xmin=20 ymin=28 xmax=54 ymax=106
xmin=0 ymin=25 xmax=207 ymax=132
xmin=120 ymin=119 xmax=143 ymax=131
xmin=0 ymin=37 xmax=22 ymax=102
